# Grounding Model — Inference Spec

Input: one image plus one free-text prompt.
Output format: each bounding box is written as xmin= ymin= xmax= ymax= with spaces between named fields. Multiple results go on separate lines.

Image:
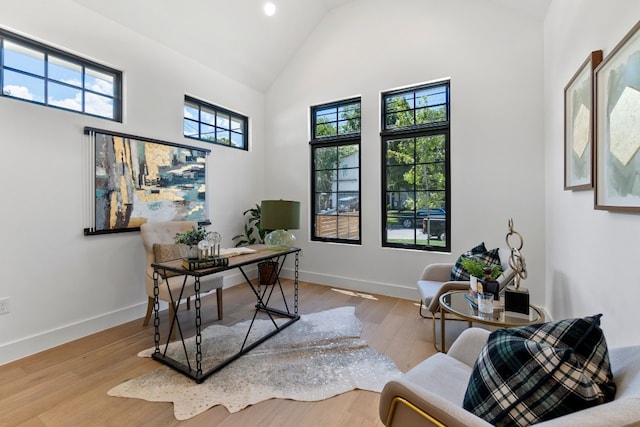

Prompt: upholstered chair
xmin=140 ymin=221 xmax=223 ymax=327
xmin=417 ymin=248 xmax=515 ymax=346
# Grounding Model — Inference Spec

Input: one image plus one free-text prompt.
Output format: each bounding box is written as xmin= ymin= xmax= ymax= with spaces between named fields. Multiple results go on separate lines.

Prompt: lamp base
xmin=264 ymin=229 xmax=296 ymax=250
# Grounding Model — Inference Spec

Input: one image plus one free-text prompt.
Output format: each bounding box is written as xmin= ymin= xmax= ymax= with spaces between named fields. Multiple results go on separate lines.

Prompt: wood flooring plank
xmin=0 ymin=281 xmax=436 ymax=427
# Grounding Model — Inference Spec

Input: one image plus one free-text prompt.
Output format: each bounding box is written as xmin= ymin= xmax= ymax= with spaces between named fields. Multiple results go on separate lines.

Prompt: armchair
xmin=417 ymin=248 xmax=515 ymax=343
xmin=379 ymin=327 xmax=640 ymax=426
xmin=140 ymin=221 xmax=224 ymax=327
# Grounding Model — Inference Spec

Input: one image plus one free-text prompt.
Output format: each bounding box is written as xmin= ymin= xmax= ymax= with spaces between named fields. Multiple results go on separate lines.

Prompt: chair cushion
xmin=463 ymin=314 xmax=616 ymax=426
xmin=450 ymin=242 xmax=486 ymax=281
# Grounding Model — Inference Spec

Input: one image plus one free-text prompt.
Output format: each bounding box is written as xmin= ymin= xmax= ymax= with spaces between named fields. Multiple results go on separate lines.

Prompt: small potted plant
xmin=460 ymin=257 xmax=503 ymax=293
xmin=175 ymin=226 xmax=211 ymax=259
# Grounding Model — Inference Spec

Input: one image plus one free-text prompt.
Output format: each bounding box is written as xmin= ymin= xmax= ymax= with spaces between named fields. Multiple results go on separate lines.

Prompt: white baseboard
xmin=0 ymin=302 xmax=148 ymax=366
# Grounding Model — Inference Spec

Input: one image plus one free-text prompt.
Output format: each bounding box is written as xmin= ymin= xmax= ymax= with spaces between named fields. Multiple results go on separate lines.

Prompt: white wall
xmin=544 ymin=0 xmax=640 ymax=347
xmin=0 ymin=0 xmax=266 ymax=364
xmin=7 ymin=0 xmax=635 ymax=365
xmin=265 ymin=0 xmax=546 ymax=303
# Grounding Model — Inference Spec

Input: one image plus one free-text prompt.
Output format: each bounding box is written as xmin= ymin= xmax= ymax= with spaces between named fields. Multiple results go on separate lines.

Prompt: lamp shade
xmin=261 ymin=200 xmax=300 ymax=230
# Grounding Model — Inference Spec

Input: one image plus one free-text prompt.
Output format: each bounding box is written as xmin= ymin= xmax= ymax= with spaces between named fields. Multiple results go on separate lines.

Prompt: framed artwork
xmin=595 ymin=21 xmax=640 ymax=212
xmin=564 ymin=50 xmax=602 ymax=190
xmin=84 ymin=127 xmax=210 ymax=235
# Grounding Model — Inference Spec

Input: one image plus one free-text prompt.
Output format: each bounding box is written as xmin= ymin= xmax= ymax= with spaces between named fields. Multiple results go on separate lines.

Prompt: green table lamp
xmin=261 ymin=200 xmax=300 ymax=249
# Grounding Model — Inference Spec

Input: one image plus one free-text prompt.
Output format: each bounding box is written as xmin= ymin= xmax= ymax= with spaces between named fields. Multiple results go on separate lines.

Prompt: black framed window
xmin=310 ymin=98 xmax=361 ymax=244
xmin=0 ymin=29 xmax=122 ymax=121
xmin=381 ymin=81 xmax=450 ymax=251
xmin=183 ymin=96 xmax=248 ymax=150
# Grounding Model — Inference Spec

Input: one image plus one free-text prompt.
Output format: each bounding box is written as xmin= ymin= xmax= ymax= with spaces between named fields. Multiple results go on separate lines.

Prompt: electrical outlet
xmin=0 ymin=297 xmax=10 ymax=315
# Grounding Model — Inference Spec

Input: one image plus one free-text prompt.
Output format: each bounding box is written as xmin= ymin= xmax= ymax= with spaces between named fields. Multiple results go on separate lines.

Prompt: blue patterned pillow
xmin=463 ymin=315 xmax=616 ymax=426
xmin=450 ymin=242 xmax=486 ymax=281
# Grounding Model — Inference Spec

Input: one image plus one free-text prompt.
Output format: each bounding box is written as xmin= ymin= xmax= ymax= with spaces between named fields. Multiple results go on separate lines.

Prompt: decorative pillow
xmin=450 ymin=242 xmax=487 ymax=281
xmin=153 ymin=243 xmax=187 ymax=277
xmin=463 ymin=314 xmax=616 ymax=426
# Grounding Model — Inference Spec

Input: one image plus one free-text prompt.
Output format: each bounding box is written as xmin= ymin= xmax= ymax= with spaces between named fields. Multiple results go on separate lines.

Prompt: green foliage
xmin=384 ymin=93 xmax=447 ymax=212
xmin=175 ymin=226 xmax=211 ymax=247
xmin=232 ymin=204 xmax=266 ymax=247
xmin=460 ymin=257 xmax=503 ymax=280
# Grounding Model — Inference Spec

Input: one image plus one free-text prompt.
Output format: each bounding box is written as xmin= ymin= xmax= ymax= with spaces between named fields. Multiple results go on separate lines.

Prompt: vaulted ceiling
xmin=73 ymin=0 xmax=550 ymax=92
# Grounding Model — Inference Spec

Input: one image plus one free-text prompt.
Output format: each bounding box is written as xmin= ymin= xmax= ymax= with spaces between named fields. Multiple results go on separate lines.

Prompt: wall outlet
xmin=0 ymin=297 xmax=10 ymax=315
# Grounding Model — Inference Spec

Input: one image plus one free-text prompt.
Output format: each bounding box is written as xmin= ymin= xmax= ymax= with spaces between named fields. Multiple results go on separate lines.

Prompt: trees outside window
xmin=310 ymin=98 xmax=361 ymax=244
xmin=381 ymin=81 xmax=450 ymax=251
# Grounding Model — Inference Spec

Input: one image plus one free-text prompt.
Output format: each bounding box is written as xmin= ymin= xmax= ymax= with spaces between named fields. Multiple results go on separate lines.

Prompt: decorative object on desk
xmin=261 ymin=199 xmax=300 ymax=250
xmin=232 ymin=204 xmax=267 ymax=246
xmin=504 ymin=218 xmax=530 ymax=314
xmin=182 ymin=256 xmax=229 ymax=270
xmin=175 ymin=225 xmax=212 ymax=259
xmin=107 ymin=306 xmax=401 ymax=420
xmin=210 ymin=231 xmax=221 ymax=256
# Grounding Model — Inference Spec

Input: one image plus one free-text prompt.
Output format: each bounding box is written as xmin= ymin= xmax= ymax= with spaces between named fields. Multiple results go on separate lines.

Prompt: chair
xmin=379 ymin=327 xmax=640 ymax=426
xmin=140 ymin=221 xmax=223 ymax=327
xmin=417 ymin=248 xmax=515 ymax=344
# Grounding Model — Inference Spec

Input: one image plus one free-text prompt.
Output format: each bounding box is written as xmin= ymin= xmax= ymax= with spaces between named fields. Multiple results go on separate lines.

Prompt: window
xmin=381 ymin=81 xmax=450 ymax=251
xmin=0 ymin=29 xmax=122 ymax=121
xmin=310 ymin=98 xmax=361 ymax=244
xmin=183 ymin=96 xmax=248 ymax=150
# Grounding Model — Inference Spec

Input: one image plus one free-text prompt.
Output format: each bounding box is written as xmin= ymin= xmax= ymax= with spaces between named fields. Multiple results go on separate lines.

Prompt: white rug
xmin=108 ymin=306 xmax=402 ymax=420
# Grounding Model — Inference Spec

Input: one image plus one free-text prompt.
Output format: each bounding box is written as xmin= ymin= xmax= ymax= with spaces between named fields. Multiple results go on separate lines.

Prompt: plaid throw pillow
xmin=463 ymin=315 xmax=616 ymax=426
xmin=450 ymin=242 xmax=486 ymax=281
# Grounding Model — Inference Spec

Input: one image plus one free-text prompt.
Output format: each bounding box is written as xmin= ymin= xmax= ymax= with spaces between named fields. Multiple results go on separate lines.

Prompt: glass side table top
xmin=440 ymin=290 xmax=544 ymax=327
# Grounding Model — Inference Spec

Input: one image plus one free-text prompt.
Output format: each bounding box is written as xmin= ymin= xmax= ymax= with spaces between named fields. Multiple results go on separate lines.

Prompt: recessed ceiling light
xmin=264 ymin=2 xmax=276 ymax=16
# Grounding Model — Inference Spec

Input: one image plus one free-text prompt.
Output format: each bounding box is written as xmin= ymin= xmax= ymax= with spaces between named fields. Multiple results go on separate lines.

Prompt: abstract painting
xmin=85 ymin=128 xmax=209 ymax=234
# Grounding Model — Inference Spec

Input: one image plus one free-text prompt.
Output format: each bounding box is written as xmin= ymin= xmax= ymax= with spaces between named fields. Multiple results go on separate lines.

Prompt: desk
xmin=438 ymin=290 xmax=544 ymax=353
xmin=152 ymin=244 xmax=301 ymax=383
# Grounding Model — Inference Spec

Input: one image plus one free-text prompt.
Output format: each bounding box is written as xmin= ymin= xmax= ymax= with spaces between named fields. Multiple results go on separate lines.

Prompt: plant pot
xmin=470 ymin=276 xmax=478 ymax=293
xmin=258 ymin=261 xmax=278 ymax=286
xmin=185 ymin=245 xmax=199 ymax=259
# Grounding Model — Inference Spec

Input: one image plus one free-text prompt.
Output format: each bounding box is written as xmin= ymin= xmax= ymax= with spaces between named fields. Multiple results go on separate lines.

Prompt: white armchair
xmin=140 ymin=221 xmax=224 ymax=327
xmin=379 ymin=327 xmax=640 ymax=426
xmin=417 ymin=248 xmax=515 ymax=344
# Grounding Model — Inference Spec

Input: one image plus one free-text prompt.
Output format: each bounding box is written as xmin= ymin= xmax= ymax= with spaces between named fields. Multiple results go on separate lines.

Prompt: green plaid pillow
xmin=463 ymin=315 xmax=615 ymax=426
xmin=450 ymin=242 xmax=487 ymax=281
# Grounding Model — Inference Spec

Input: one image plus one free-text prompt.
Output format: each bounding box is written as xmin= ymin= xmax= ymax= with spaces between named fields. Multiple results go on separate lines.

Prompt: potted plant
xmin=232 ymin=204 xmax=267 ymax=246
xmin=460 ymin=257 xmax=503 ymax=293
xmin=175 ymin=226 xmax=211 ymax=259
xmin=232 ymin=204 xmax=277 ymax=286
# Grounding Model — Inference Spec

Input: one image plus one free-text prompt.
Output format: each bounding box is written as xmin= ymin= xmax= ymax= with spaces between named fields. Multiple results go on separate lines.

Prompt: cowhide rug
xmin=108 ymin=306 xmax=402 ymax=420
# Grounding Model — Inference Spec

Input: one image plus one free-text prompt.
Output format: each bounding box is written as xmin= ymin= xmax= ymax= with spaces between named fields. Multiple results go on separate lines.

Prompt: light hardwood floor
xmin=0 ymin=280 xmax=464 ymax=427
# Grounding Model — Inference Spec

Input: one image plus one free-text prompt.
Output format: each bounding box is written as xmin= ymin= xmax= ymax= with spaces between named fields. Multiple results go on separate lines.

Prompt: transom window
xmin=381 ymin=81 xmax=450 ymax=252
xmin=0 ymin=29 xmax=122 ymax=121
xmin=183 ymin=96 xmax=249 ymax=150
xmin=310 ymin=98 xmax=361 ymax=244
